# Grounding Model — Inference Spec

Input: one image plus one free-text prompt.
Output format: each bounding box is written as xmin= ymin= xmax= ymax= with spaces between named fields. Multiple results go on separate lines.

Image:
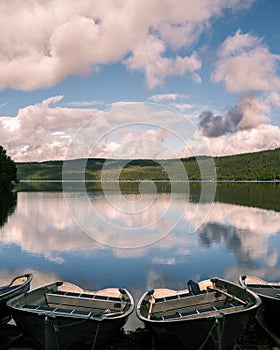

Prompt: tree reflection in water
xmin=0 ymin=191 xmax=17 ymax=228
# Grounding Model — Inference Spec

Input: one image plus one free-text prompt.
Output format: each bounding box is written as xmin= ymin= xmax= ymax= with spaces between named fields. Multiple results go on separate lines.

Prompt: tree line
xmin=0 ymin=146 xmax=17 ymax=190
xmin=16 ymin=147 xmax=280 ymax=181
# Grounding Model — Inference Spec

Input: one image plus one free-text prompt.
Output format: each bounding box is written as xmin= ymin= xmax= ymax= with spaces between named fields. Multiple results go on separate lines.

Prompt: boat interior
xmin=246 ymin=284 xmax=280 ymax=298
xmin=241 ymin=276 xmax=280 ymax=298
xmin=14 ymin=286 xmax=132 ymax=318
xmin=140 ymin=282 xmax=251 ymax=321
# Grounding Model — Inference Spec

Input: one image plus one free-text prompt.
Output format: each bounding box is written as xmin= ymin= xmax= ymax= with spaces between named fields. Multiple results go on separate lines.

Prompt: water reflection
xmin=1 ymin=192 xmax=279 ymax=271
xmin=1 ymin=190 xmax=280 ymax=330
xmin=0 ymin=191 xmax=17 ymax=227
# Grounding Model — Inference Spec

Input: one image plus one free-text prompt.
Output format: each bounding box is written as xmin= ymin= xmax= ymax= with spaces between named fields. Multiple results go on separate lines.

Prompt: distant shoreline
xmin=19 ymin=179 xmax=280 ymax=183
xmin=16 ymin=148 xmax=280 ymax=182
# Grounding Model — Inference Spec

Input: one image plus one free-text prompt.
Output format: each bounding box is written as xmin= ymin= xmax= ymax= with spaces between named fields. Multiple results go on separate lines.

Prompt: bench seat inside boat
xmin=152 ymin=290 xmax=225 ymax=313
xmin=21 ymin=290 xmax=127 ymax=315
xmin=154 ymin=290 xmax=206 ymax=303
xmin=150 ymin=288 xmax=246 ymax=320
xmin=151 ymin=300 xmax=243 ymax=320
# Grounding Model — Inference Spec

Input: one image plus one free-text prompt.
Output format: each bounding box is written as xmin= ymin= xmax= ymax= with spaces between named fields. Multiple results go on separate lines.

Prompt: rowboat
xmin=239 ymin=275 xmax=280 ymax=346
xmin=0 ymin=273 xmax=33 ymax=324
xmin=137 ymin=277 xmax=261 ymax=350
xmin=7 ymin=281 xmax=134 ymax=350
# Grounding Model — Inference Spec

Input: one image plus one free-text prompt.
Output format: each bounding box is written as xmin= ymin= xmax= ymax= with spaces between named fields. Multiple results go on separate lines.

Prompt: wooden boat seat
xmin=152 ymin=290 xmax=225 ymax=314
xmin=44 ymin=292 xmax=127 ymax=312
xmin=151 ymin=300 xmax=244 ymax=321
xmin=154 ymin=290 xmax=207 ymax=303
xmin=51 ymin=290 xmax=123 ymax=301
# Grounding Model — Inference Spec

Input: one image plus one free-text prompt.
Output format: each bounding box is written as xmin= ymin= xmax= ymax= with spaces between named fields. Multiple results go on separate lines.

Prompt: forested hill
xmin=16 ymin=148 xmax=280 ymax=181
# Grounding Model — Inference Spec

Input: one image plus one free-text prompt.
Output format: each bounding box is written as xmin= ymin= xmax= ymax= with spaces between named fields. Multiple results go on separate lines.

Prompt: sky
xmin=0 ymin=0 xmax=280 ymax=162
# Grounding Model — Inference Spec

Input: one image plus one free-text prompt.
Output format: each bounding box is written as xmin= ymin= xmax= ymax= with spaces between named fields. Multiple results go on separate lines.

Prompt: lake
xmin=1 ymin=182 xmax=280 ymax=330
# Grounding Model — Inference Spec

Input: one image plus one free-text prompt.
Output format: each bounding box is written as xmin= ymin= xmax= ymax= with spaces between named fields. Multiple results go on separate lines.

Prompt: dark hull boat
xmin=7 ymin=281 xmax=134 ymax=350
xmin=239 ymin=275 xmax=280 ymax=346
xmin=0 ymin=273 xmax=32 ymax=324
xmin=137 ymin=277 xmax=261 ymax=350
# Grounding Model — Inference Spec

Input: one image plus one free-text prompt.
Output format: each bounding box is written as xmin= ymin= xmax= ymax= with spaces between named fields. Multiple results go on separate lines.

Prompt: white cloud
xmin=267 ymin=91 xmax=280 ymax=108
xmin=149 ymin=93 xmax=188 ymax=102
xmin=0 ymin=96 xmax=99 ymax=161
xmin=0 ymin=0 xmax=254 ymax=90
xmin=233 ymin=95 xmax=269 ymax=130
xmin=172 ymin=103 xmax=193 ymax=112
xmin=217 ymin=29 xmax=261 ymax=58
xmin=67 ymin=100 xmax=104 ymax=107
xmin=212 ymin=30 xmax=280 ymax=93
xmin=124 ymin=35 xmax=202 ymax=88
xmin=1 ymin=94 xmax=279 ymax=162
xmin=204 ymin=124 xmax=280 ymax=156
xmin=0 ymin=98 xmax=191 ymax=161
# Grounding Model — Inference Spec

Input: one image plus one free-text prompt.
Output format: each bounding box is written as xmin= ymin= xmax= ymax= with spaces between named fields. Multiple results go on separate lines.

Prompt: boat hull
xmin=0 ymin=274 xmax=32 ymax=324
xmin=10 ymin=308 xmax=129 ymax=349
xmin=144 ymin=310 xmax=254 ymax=350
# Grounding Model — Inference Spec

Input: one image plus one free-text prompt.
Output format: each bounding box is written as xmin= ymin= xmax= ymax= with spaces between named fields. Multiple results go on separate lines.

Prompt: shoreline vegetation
xmin=17 ymin=148 xmax=280 ymax=182
xmin=0 ymin=146 xmax=17 ymax=191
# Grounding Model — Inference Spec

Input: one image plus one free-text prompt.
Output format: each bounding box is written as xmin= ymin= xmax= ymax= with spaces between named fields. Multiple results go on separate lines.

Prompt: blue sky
xmin=0 ymin=0 xmax=280 ymax=161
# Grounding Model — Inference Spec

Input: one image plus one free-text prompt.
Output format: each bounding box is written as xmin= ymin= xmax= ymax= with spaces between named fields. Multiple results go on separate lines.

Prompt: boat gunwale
xmin=0 ymin=273 xmax=33 ymax=299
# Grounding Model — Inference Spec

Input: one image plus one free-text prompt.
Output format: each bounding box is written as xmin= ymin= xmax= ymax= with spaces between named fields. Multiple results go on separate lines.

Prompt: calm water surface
xmin=1 ymin=183 xmax=280 ymax=330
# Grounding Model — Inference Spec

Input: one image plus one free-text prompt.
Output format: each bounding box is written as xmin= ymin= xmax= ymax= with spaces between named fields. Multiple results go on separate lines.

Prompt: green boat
xmin=7 ymin=280 xmax=134 ymax=349
xmin=137 ymin=277 xmax=261 ymax=350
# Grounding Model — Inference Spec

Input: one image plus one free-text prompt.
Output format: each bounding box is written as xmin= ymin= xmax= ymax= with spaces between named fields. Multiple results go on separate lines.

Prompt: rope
xmin=198 ymin=314 xmax=225 ymax=350
xmin=91 ymin=322 xmax=100 ymax=350
xmin=44 ymin=311 xmax=103 ymax=350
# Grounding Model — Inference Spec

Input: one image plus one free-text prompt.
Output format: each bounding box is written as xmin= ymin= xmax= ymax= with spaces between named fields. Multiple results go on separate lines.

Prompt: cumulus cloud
xmin=194 ymin=91 xmax=280 ymax=156
xmin=217 ymin=29 xmax=261 ymax=58
xmin=199 ymin=111 xmax=231 ymax=137
xmin=212 ymin=30 xmax=280 ymax=93
xmin=1 ymin=93 xmax=280 ymax=162
xmin=124 ymin=35 xmax=202 ymax=88
xmin=1 ymin=98 xmax=194 ymax=161
xmin=0 ymin=0 xmax=254 ymax=90
xmin=203 ymin=28 xmax=280 ymax=155
xmin=202 ymin=124 xmax=280 ymax=156
xmin=0 ymin=96 xmax=99 ymax=161
xmin=199 ymin=94 xmax=270 ymax=137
